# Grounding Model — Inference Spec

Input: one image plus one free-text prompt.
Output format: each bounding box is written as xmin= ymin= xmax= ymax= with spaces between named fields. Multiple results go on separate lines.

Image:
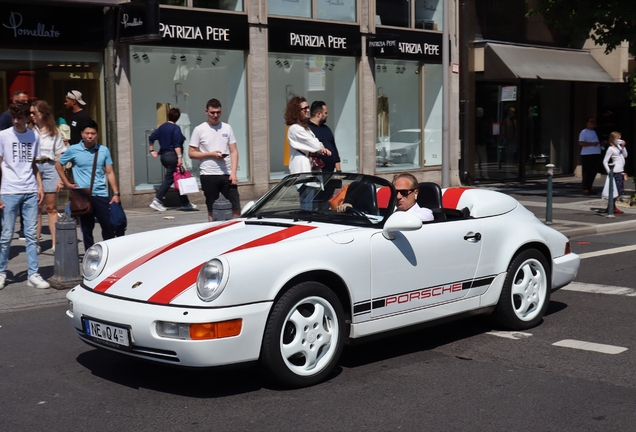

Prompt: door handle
xmin=464 ymin=232 xmax=481 ymax=242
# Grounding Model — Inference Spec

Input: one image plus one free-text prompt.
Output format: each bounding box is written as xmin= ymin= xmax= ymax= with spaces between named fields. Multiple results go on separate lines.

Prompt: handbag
xmin=69 ymin=149 xmax=99 ymax=217
xmin=110 ymin=201 xmax=127 ymax=237
xmin=173 ymin=166 xmax=192 ymax=191
xmin=602 ymin=175 xmax=619 ymax=200
xmin=310 ymin=155 xmax=325 ymax=170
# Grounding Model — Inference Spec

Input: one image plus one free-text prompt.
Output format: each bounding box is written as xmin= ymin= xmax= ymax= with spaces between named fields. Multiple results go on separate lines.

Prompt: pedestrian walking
xmin=31 ymin=100 xmax=67 ymax=253
xmin=0 ymin=101 xmax=49 ymax=290
xmin=55 ymin=121 xmax=121 ymax=250
xmin=148 ymin=107 xmax=197 ymax=212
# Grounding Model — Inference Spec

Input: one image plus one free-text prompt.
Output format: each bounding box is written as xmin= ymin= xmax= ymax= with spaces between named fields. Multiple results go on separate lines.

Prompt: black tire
xmin=260 ymin=281 xmax=345 ymax=388
xmin=494 ymin=249 xmax=551 ymax=330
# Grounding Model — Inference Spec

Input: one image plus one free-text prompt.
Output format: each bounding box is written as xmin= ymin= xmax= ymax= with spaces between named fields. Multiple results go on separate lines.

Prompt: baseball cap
xmin=66 ymin=90 xmax=86 ymax=105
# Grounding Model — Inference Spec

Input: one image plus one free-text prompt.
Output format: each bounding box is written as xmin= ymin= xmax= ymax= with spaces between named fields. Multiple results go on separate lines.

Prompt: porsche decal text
xmin=385 ymin=283 xmax=462 ymax=306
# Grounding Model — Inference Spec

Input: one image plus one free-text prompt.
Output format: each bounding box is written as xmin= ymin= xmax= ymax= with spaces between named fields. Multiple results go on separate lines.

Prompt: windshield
xmin=390 ymin=130 xmax=421 ymax=144
xmin=243 ymin=173 xmax=396 ymax=227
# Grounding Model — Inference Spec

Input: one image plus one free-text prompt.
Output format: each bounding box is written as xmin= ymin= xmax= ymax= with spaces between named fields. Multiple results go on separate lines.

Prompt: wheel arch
xmin=271 ymin=270 xmax=353 ymax=325
xmin=512 ymin=241 xmax=553 ymax=282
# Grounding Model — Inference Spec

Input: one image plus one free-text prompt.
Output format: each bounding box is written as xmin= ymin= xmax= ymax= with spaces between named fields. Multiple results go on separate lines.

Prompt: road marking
xmin=578 ymin=244 xmax=636 ymax=260
xmin=486 ymin=331 xmax=533 ymax=340
xmin=562 ymin=282 xmax=636 ymax=296
xmin=553 ymin=339 xmax=628 ymax=354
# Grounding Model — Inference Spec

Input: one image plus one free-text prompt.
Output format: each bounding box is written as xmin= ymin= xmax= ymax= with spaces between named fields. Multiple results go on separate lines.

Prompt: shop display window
xmin=269 ymin=0 xmax=356 ymax=22
xmin=129 ymin=46 xmax=249 ymax=190
xmin=268 ymin=54 xmax=358 ymax=179
xmin=160 ymin=0 xmax=243 ymax=11
xmin=376 ymin=0 xmax=443 ymax=30
xmin=375 ymin=59 xmax=421 ymax=171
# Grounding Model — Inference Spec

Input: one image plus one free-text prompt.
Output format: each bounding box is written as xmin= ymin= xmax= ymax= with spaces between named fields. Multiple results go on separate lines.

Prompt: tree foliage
xmin=529 ymin=0 xmax=636 ymax=105
xmin=529 ymin=0 xmax=636 ymax=54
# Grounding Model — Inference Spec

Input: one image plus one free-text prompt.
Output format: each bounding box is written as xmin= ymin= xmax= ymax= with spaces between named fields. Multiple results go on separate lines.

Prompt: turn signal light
xmin=190 ymin=319 xmax=242 ymax=340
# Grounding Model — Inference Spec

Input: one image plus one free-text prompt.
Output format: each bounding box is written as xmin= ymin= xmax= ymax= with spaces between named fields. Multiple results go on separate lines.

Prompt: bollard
xmin=545 ymin=164 xmax=555 ymax=224
xmin=48 ymin=213 xmax=82 ymax=290
xmin=607 ymin=162 xmax=615 ymax=217
xmin=212 ymin=196 xmax=233 ymax=221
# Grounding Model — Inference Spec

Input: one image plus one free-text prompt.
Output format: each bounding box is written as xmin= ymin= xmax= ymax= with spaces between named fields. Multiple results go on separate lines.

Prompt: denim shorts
xmin=37 ymin=160 xmax=61 ymax=193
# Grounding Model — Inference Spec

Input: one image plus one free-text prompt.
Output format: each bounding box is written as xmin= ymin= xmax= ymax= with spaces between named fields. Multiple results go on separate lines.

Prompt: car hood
xmin=84 ymin=219 xmax=349 ymax=306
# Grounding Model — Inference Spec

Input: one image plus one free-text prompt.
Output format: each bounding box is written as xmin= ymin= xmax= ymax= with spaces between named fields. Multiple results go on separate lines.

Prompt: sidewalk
xmin=2 ymin=175 xmax=635 ymax=311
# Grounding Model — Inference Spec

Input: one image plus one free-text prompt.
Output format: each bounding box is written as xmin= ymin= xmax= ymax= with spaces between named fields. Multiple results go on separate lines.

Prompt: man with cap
xmin=64 ymin=90 xmax=93 ymax=145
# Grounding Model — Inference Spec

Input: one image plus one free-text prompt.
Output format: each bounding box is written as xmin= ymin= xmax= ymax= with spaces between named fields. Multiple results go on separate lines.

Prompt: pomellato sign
xmin=0 ymin=3 xmax=104 ymax=47
xmin=269 ymin=18 xmax=361 ymax=56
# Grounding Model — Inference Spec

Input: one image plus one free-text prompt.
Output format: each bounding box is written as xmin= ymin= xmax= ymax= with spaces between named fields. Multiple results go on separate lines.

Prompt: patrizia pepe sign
xmin=369 ymin=30 xmax=443 ymax=62
xmin=0 ymin=3 xmax=104 ymax=47
xmin=269 ymin=18 xmax=361 ymax=56
xmin=136 ymin=8 xmax=249 ymax=49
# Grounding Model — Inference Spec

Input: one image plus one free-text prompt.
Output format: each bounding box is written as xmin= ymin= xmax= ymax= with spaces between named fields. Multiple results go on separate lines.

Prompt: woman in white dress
xmin=285 ymin=95 xmax=330 ymax=174
xmin=30 ymin=100 xmax=66 ymax=253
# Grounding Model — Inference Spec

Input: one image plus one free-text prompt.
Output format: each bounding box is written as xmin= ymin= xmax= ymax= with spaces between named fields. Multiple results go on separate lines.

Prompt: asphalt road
xmin=1 ymin=230 xmax=635 ymax=431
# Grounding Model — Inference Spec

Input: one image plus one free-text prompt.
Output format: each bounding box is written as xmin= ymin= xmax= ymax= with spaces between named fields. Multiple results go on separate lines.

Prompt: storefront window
xmin=160 ymin=0 xmax=244 ymax=11
xmin=269 ymin=0 xmax=356 ymax=22
xmin=375 ymin=59 xmax=422 ymax=171
xmin=268 ymin=53 xmax=358 ymax=179
xmin=423 ymin=63 xmax=442 ymax=166
xmin=376 ymin=0 xmax=443 ymax=30
xmin=129 ymin=46 xmax=249 ymax=190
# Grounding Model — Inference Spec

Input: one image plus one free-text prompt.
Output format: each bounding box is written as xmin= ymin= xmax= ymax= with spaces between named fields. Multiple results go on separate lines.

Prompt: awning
xmin=485 ymin=43 xmax=615 ymax=83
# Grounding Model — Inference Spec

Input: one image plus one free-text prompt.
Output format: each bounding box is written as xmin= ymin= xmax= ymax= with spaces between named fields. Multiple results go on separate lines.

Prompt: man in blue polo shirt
xmin=55 ymin=121 xmax=121 ymax=250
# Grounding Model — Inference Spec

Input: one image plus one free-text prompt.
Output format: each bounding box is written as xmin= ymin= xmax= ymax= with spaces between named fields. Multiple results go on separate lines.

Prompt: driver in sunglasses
xmin=392 ymin=172 xmax=433 ymax=221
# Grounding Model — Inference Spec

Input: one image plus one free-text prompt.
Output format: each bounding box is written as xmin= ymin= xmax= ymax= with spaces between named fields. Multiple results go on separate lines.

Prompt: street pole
xmin=545 ymin=164 xmax=554 ymax=224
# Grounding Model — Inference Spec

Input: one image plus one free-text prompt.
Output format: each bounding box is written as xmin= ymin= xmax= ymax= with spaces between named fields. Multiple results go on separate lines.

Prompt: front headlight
xmin=82 ymin=244 xmax=107 ymax=280
xmin=196 ymin=258 xmax=227 ymax=302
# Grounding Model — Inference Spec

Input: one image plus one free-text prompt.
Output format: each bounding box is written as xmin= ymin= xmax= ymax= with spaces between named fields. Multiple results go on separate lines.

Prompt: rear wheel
xmin=260 ymin=282 xmax=345 ymax=388
xmin=494 ymin=249 xmax=551 ymax=330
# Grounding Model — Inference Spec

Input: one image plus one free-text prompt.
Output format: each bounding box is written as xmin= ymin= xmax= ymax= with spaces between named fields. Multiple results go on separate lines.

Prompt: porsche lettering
xmin=385 ymin=283 xmax=462 ymax=306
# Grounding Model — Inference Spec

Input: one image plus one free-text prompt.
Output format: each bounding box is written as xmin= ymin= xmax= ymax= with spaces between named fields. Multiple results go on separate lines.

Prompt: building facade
xmin=460 ymin=0 xmax=634 ymax=184
xmin=0 ymin=0 xmax=461 ymax=208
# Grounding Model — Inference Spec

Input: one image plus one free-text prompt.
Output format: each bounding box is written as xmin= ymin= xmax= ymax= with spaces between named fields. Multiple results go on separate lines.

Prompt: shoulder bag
xmin=69 ymin=148 xmax=99 ymax=217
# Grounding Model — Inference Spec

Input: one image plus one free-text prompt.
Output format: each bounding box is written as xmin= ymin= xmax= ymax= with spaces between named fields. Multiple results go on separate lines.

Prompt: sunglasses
xmin=396 ymin=188 xmax=416 ymax=197
xmin=300 ymin=106 xmax=310 ymax=111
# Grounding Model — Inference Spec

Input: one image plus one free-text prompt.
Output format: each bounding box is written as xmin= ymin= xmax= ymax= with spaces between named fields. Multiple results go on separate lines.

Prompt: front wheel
xmin=494 ymin=249 xmax=551 ymax=330
xmin=260 ymin=282 xmax=345 ymax=388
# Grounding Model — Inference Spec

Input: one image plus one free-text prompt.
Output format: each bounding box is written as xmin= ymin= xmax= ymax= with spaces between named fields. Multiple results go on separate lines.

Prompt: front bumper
xmin=552 ymin=253 xmax=580 ymax=291
xmin=66 ymin=286 xmax=272 ymax=367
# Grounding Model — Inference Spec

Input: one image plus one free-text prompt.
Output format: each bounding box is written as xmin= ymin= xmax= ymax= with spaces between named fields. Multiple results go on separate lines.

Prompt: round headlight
xmin=196 ymin=259 xmax=226 ymax=302
xmin=83 ymin=244 xmax=106 ymax=280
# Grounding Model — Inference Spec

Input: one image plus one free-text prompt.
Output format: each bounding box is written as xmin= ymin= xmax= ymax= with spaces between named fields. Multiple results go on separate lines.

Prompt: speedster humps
xmin=66 ymin=173 xmax=579 ymax=387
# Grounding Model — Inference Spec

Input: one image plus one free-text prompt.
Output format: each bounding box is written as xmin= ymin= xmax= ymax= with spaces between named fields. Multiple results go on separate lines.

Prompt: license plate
xmin=84 ymin=318 xmax=130 ymax=348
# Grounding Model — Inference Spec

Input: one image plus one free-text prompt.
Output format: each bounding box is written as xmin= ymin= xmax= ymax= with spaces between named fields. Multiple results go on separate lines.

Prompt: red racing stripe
xmin=442 ymin=187 xmax=472 ymax=209
xmin=148 ymin=225 xmax=317 ymax=305
xmin=94 ymin=220 xmax=241 ymax=293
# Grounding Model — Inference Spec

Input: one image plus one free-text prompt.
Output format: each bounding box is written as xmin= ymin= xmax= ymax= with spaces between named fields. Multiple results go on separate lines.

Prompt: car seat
xmin=417 ymin=182 xmax=445 ymax=221
xmin=344 ymin=181 xmax=378 ymax=215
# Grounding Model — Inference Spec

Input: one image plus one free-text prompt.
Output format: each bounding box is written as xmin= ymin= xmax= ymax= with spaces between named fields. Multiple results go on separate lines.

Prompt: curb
xmin=558 ymin=219 xmax=636 ymax=238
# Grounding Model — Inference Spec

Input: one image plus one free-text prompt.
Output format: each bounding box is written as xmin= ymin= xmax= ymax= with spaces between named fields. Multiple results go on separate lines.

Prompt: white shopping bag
xmin=177 ymin=177 xmax=199 ymax=195
xmin=601 ymin=175 xmax=619 ymax=200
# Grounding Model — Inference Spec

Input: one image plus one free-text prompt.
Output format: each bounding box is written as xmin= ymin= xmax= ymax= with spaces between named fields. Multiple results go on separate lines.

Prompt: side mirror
xmin=240 ymin=201 xmax=255 ymax=215
xmin=382 ymin=211 xmax=422 ymax=239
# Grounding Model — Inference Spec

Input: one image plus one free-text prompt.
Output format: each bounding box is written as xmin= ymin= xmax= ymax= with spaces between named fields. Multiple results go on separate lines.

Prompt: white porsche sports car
xmin=66 ymin=173 xmax=579 ymax=388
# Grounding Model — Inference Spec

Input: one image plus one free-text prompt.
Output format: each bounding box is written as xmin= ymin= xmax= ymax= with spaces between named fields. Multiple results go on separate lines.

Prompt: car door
xmin=369 ymin=219 xmax=483 ymax=319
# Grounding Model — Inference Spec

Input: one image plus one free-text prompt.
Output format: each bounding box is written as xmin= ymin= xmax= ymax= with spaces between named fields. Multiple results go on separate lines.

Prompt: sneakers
xmin=27 ymin=273 xmax=50 ymax=289
xmin=180 ymin=202 xmax=198 ymax=211
xmin=0 ymin=273 xmax=5 ymax=290
xmin=613 ymin=206 xmax=624 ymax=215
xmin=149 ymin=198 xmax=167 ymax=212
xmin=17 ymin=231 xmax=25 ymax=241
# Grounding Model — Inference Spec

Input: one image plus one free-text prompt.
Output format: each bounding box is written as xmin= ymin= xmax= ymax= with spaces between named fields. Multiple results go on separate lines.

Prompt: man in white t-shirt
xmin=188 ymin=98 xmax=240 ymax=221
xmin=0 ymin=101 xmax=49 ymax=289
xmin=579 ymin=117 xmax=601 ymax=195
